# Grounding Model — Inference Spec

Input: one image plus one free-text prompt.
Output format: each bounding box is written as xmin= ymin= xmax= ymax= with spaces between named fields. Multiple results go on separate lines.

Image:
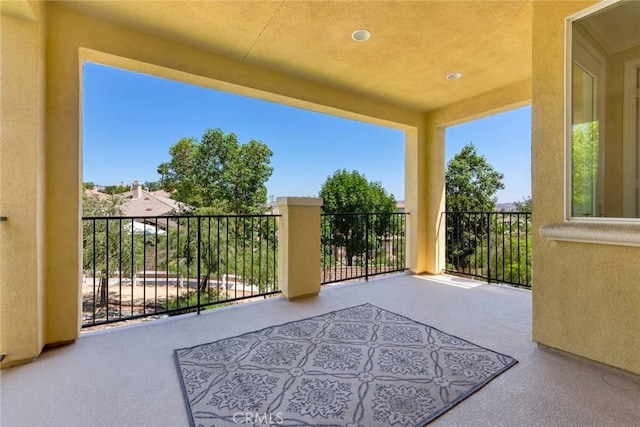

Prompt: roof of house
xmin=120 ymin=189 xmax=186 ymax=217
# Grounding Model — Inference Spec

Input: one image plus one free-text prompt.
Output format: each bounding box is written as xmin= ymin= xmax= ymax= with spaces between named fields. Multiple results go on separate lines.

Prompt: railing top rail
xmin=443 ymin=211 xmax=531 ymax=215
xmin=321 ymin=211 xmax=408 ymax=217
xmin=82 ymin=213 xmax=281 ymax=220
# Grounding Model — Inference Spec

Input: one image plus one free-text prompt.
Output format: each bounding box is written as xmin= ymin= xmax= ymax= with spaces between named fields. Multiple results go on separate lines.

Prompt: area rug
xmin=175 ymin=304 xmax=517 ymax=426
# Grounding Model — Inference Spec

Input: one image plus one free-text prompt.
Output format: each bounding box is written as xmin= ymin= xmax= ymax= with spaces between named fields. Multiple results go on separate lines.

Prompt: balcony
xmin=2 ymin=273 xmax=638 ymax=426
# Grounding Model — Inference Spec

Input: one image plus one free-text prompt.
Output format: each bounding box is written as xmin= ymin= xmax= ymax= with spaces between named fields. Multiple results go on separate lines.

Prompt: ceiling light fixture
xmin=352 ymin=29 xmax=371 ymax=42
xmin=446 ymin=72 xmax=463 ymax=81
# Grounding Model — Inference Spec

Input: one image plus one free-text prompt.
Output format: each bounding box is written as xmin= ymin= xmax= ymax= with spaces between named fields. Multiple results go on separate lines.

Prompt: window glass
xmin=569 ymin=0 xmax=640 ymax=219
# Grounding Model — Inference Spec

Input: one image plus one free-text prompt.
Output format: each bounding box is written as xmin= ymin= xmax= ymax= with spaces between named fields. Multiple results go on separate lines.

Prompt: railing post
xmin=486 ymin=212 xmax=491 ymax=283
xmin=197 ymin=216 xmax=201 ymax=314
xmin=276 ymin=197 xmax=323 ymax=300
xmin=365 ymin=214 xmax=369 ymax=281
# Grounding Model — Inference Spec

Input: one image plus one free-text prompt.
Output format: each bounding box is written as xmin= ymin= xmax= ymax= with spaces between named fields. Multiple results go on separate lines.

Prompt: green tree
xmin=83 ymin=192 xmax=125 ymax=217
xmin=144 ymin=181 xmax=163 ymax=192
xmin=445 ymin=143 xmax=505 ymax=270
xmin=321 ymin=169 xmax=396 ymax=214
xmin=446 ymin=142 xmax=505 ymax=212
xmin=160 ymin=208 xmax=278 ymax=300
xmin=514 ymin=196 xmax=532 ymax=212
xmin=320 ymin=169 xmax=397 ymax=267
xmin=571 ymin=122 xmax=599 ymax=217
xmin=103 ymin=184 xmax=130 ymax=195
xmin=157 ymin=163 xmax=170 ymax=189
xmin=469 ymin=213 xmax=532 ymax=287
xmin=160 ymin=128 xmax=274 ymax=214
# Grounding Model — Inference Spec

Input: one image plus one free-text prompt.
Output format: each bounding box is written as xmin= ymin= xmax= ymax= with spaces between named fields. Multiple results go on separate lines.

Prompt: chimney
xmin=132 ymin=180 xmax=142 ymax=199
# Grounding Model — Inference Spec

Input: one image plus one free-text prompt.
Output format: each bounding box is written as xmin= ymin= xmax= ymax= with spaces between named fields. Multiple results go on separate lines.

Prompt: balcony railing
xmin=86 ymin=210 xmax=536 ymax=327
xmin=444 ymin=211 xmax=532 ymax=288
xmin=82 ymin=214 xmax=279 ymax=328
xmin=321 ymin=212 xmax=408 ymax=284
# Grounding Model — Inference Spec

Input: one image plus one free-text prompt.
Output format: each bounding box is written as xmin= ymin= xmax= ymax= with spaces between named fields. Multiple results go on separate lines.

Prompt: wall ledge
xmin=276 ymin=197 xmax=323 ymax=207
xmin=540 ymin=222 xmax=640 ymax=247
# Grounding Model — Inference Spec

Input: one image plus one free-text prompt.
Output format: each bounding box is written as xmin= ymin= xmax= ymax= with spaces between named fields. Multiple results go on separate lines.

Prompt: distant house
xmin=120 ymin=180 xmax=188 ymax=217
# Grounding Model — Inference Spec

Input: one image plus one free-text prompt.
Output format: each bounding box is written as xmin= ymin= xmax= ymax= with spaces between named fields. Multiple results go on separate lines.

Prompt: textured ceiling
xmin=60 ymin=0 xmax=533 ymax=112
xmin=580 ymin=0 xmax=640 ymax=54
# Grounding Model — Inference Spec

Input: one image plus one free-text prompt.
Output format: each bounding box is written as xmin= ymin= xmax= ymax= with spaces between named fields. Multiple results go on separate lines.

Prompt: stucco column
xmin=0 ymin=7 xmax=47 ymax=368
xmin=405 ymin=115 xmax=445 ymax=275
xmin=276 ymin=197 xmax=322 ymax=300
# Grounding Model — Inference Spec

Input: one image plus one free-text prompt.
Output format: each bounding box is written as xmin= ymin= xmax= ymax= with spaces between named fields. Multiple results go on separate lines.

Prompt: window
xmin=567 ymin=0 xmax=640 ymax=220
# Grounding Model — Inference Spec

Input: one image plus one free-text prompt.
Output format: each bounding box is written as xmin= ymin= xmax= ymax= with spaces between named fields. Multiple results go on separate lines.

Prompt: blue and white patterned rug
xmin=175 ymin=304 xmax=517 ymax=426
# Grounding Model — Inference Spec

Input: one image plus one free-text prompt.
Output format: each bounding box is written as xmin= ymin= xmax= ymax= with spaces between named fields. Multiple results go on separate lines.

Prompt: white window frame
xmin=564 ymin=0 xmax=639 ymax=224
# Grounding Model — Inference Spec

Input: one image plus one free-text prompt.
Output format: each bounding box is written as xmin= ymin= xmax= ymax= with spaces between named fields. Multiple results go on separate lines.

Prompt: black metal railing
xmin=444 ymin=211 xmax=532 ymax=288
xmin=321 ymin=212 xmax=408 ymax=284
xmin=82 ymin=214 xmax=279 ymax=327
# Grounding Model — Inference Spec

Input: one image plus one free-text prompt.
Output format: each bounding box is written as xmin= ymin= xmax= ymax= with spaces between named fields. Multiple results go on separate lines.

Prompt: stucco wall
xmin=0 ymin=3 xmax=47 ymax=366
xmin=532 ymin=1 xmax=640 ymax=375
xmin=276 ymin=198 xmax=322 ymax=300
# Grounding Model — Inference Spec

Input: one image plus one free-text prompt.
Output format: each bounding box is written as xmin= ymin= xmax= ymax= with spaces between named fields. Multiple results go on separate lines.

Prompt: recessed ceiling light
xmin=446 ymin=72 xmax=463 ymax=80
xmin=352 ymin=29 xmax=371 ymax=42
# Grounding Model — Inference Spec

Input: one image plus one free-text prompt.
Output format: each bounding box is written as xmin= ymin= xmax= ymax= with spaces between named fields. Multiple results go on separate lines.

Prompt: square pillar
xmin=276 ymin=197 xmax=322 ymax=300
xmin=405 ymin=116 xmax=446 ymax=275
xmin=1 ymin=9 xmax=47 ymax=368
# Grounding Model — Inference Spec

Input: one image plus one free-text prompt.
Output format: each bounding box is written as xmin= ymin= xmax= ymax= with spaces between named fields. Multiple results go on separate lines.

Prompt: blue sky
xmin=82 ymin=63 xmax=531 ymax=203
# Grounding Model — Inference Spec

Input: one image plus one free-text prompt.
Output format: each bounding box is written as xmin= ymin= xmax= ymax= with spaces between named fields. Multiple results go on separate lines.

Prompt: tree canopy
xmin=446 ymin=142 xmax=505 ymax=212
xmin=82 ymin=192 xmax=124 ymax=217
xmin=571 ymin=122 xmax=599 ymax=217
xmin=320 ymin=169 xmax=396 ymax=214
xmin=445 ymin=143 xmax=505 ymax=271
xmin=514 ymin=196 xmax=532 ymax=212
xmin=158 ymin=128 xmax=273 ymax=214
xmin=319 ymin=169 xmax=397 ymax=267
xmin=102 ymin=184 xmax=130 ymax=195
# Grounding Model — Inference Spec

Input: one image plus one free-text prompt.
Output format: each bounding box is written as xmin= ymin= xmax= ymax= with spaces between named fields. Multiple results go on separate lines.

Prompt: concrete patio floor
xmin=1 ymin=274 xmax=639 ymax=427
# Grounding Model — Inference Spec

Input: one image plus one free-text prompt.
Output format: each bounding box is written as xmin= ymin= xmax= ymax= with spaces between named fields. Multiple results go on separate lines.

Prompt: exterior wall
xmin=0 ymin=2 xmax=47 ymax=366
xmin=532 ymin=1 xmax=640 ymax=375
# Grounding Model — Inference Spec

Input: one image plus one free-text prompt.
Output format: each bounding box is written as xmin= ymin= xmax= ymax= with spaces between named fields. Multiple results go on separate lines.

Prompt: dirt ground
xmin=81 ymin=283 xmax=274 ymax=331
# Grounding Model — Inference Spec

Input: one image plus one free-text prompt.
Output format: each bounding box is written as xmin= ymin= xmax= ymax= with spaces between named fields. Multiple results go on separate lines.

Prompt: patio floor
xmin=1 ymin=274 xmax=639 ymax=426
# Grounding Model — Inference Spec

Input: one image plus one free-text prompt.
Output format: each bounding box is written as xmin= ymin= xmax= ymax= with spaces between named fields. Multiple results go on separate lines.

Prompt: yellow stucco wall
xmin=532 ymin=1 xmax=640 ymax=375
xmin=0 ymin=2 xmax=47 ymax=366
